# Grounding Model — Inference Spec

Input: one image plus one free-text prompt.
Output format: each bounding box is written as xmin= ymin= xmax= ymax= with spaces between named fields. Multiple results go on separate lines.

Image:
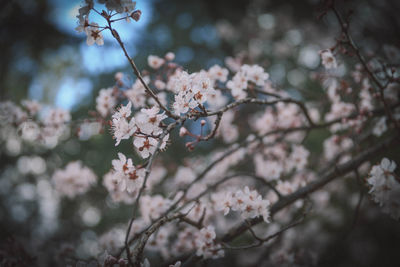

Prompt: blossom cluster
xmin=0 ymin=100 xmax=71 ymax=149
xmin=227 ymin=64 xmax=269 ymax=99
xmin=167 ymin=70 xmax=218 ymax=115
xmin=96 ymin=87 xmax=117 ymax=117
xmin=76 ymin=0 xmax=140 ymax=46
xmin=111 ymin=102 xmax=169 ymax=158
xmin=367 ymin=158 xmax=400 ymax=219
xmin=52 ymin=161 xmax=97 ymax=198
xmin=215 ymin=186 xmax=270 ymax=223
xmin=4 ymin=1 xmax=400 ymax=266
xmin=251 ymin=102 xmax=312 ymax=135
xmin=195 ymin=226 xmax=224 ymax=259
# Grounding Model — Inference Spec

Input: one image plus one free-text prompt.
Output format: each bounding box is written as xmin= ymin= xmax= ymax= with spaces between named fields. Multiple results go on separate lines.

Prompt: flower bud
xmin=131 ymin=10 xmax=142 ymax=22
xmin=165 ymin=52 xmax=175 ymax=61
xmin=179 ymin=127 xmax=188 ymax=137
xmin=115 ymin=72 xmax=123 ymax=81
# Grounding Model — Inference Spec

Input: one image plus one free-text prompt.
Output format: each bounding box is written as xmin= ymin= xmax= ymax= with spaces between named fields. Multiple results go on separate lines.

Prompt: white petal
xmin=381 ymin=158 xmax=391 ymax=170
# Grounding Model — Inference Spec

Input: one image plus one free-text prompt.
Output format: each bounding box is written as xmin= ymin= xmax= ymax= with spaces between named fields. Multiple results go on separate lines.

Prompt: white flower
xmin=288 ymin=145 xmax=309 ymax=171
xmin=159 ymin=133 xmax=169 ymax=150
xmin=192 ymin=72 xmax=214 ymax=104
xmin=226 ymin=64 xmax=269 ymax=98
xmin=241 ymin=64 xmax=269 ymax=86
xmin=76 ymin=0 xmax=93 ymax=29
xmin=199 ymin=226 xmax=216 ymax=242
xmin=227 ymin=72 xmax=248 ymax=99
xmin=125 ymin=81 xmax=147 ymax=109
xmin=148 ymin=55 xmax=165 ymax=69
xmin=136 ymin=106 xmax=166 ymax=135
xmin=208 ymin=65 xmax=229 ymax=83
xmin=112 ymin=101 xmax=132 ymax=120
xmin=52 ymin=161 xmax=97 ymax=198
xmin=112 ymin=153 xmax=133 ymax=174
xmin=215 ymin=192 xmax=233 ymax=216
xmin=140 ymin=195 xmax=172 ymax=222
xmin=85 ymin=23 xmax=104 ymax=46
xmin=320 ymin=49 xmax=337 ymax=69
xmin=98 ymin=0 xmax=136 ymax=14
xmin=252 ymin=108 xmax=276 ymax=135
xmin=103 ymin=171 xmax=137 ymax=203
xmin=96 ymin=88 xmax=116 ymax=117
xmin=256 ymin=198 xmax=271 ymax=223
xmin=111 ymin=102 xmax=137 ymax=146
xmin=19 ymin=121 xmax=40 ymax=141
xmin=154 ymin=80 xmax=166 ymax=90
xmin=323 ymin=135 xmax=353 ymax=161
xmin=254 ymin=155 xmax=283 ymax=181
xmin=99 ymin=228 xmax=125 ymax=255
xmin=372 ymin=117 xmax=387 ymax=137
xmin=44 ymin=108 xmax=71 ymax=125
xmin=195 ymin=225 xmax=224 ymax=259
xmin=165 ymin=52 xmax=175 ymax=61
xmin=111 ymin=153 xmax=145 ymax=193
xmin=173 ymin=93 xmax=197 ymax=115
xmin=112 ymin=117 xmax=137 ymax=146
xmin=174 ymin=167 xmax=196 ymax=186
xmin=380 ymin=157 xmax=397 ymax=173
xmin=0 ymin=101 xmax=27 ymax=125
xmin=21 ymin=100 xmax=41 ymax=116
xmin=367 ymin=158 xmax=400 ymax=219
xmin=276 ymin=181 xmax=296 ymax=195
xmin=123 ymin=167 xmax=145 ymax=193
xmin=103 ymin=171 xmax=123 ymax=192
xmin=134 ymin=136 xmax=158 ymax=158
xmin=206 ymin=89 xmax=228 ymax=109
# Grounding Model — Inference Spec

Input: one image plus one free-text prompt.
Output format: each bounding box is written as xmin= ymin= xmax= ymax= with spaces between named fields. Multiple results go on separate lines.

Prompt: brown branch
xmin=179 ymin=135 xmax=397 ymax=266
xmin=130 ymin=212 xmax=189 ymax=266
xmin=221 ymin=134 xmax=397 ymax=243
xmin=123 ymin=119 xmax=181 ymax=265
xmin=106 ymin=21 xmax=179 ymax=120
xmin=199 ymin=112 xmax=223 ymax=141
xmin=205 ymin=97 xmax=315 ymax=126
xmin=220 ymin=205 xmax=309 ymax=250
xmin=331 ymin=3 xmax=400 ymax=132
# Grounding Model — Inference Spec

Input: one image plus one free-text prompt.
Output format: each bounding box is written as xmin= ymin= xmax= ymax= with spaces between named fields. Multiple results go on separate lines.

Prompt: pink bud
xmin=179 ymin=127 xmax=188 ymax=137
xmin=165 ymin=52 xmax=175 ymax=61
xmin=115 ymin=72 xmax=123 ymax=81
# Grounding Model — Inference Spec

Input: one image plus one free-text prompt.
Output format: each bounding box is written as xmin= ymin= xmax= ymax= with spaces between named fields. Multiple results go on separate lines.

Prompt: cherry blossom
xmin=52 ymin=161 xmax=97 ymax=198
xmin=218 ymin=186 xmax=271 ymax=223
xmin=208 ymin=64 xmax=229 ymax=83
xmin=112 ymin=102 xmax=137 ymax=146
xmin=367 ymin=158 xmax=400 ymax=219
xmin=3 ymin=1 xmax=400 ymax=265
xmin=195 ymin=226 xmax=224 ymax=259
xmin=319 ymin=49 xmax=337 ymax=69
xmin=96 ymin=87 xmax=117 ymax=117
xmin=148 ymin=55 xmax=165 ymax=69
xmin=133 ymin=136 xmax=158 ymax=158
xmin=85 ymin=23 xmax=104 ymax=46
xmin=136 ymin=106 xmax=166 ymax=135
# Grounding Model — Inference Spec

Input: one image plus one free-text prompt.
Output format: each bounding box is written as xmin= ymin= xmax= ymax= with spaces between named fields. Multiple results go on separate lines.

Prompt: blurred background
xmin=1 ymin=0 xmax=400 ymax=266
